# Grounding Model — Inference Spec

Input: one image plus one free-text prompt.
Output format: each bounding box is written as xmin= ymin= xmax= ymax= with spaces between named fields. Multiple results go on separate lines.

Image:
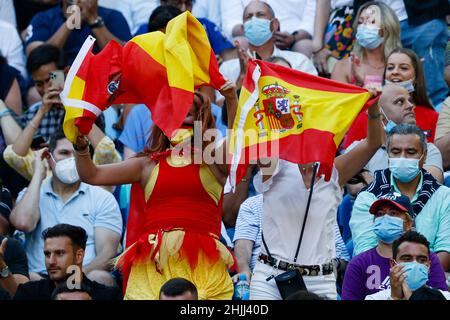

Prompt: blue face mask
xmin=243 ymin=17 xmax=273 ymax=46
xmin=373 ymin=215 xmax=404 ymax=244
xmin=400 ymin=261 xmax=429 ymax=291
xmin=380 ymin=107 xmax=397 ymax=133
xmin=384 ymin=120 xmax=397 ymax=134
xmin=385 ymin=78 xmax=415 ymax=93
xmin=356 ymin=24 xmax=384 ymax=49
xmin=389 ymin=157 xmax=422 ymax=183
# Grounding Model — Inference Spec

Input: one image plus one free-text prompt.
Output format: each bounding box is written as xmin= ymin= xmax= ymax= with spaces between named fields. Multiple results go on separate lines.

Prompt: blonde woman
xmin=331 ymin=1 xmax=401 ymax=95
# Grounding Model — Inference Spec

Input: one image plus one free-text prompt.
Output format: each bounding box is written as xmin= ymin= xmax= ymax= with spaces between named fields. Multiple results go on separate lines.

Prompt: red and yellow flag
xmin=61 ymin=11 xmax=225 ymax=143
xmin=229 ymin=59 xmax=371 ymax=189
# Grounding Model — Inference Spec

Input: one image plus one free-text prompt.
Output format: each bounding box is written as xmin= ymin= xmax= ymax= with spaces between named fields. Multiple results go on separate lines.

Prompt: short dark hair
xmin=51 ymin=281 xmax=92 ymax=300
xmin=48 ymin=129 xmax=68 ymax=153
xmin=26 ymin=44 xmax=66 ymax=74
xmin=392 ymin=230 xmax=430 ymax=260
xmin=159 ymin=277 xmax=198 ymax=299
xmin=148 ymin=5 xmax=182 ymax=32
xmin=42 ymin=224 xmax=88 ymax=250
xmin=386 ymin=123 xmax=427 ymax=155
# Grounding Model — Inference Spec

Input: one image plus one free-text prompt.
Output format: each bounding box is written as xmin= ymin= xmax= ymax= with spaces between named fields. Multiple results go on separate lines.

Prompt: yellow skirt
xmin=123 ymin=230 xmax=234 ymax=300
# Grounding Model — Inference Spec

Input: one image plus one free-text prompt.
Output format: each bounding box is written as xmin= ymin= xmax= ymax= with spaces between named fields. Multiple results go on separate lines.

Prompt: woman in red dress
xmin=73 ymin=81 xmax=238 ymax=300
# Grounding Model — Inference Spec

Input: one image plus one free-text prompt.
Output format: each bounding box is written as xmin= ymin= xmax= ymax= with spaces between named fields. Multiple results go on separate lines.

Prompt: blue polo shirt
xmin=25 ymin=6 xmax=132 ymax=64
xmin=17 ymin=178 xmax=123 ymax=274
xmin=134 ymin=18 xmax=234 ymax=55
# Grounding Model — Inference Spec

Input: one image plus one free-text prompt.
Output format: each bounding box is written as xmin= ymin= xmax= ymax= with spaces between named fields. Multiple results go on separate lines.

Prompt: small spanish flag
xmin=61 ymin=11 xmax=225 ymax=143
xmin=229 ymin=59 xmax=371 ymax=190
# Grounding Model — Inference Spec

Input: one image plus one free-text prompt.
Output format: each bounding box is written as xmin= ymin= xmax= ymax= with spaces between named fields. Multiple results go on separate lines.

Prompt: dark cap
xmin=0 ymin=187 xmax=13 ymax=221
xmin=369 ymin=192 xmax=413 ymax=216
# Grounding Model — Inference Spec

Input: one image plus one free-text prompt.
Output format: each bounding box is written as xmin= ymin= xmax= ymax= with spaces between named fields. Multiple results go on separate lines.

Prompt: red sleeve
xmin=414 ymin=105 xmax=439 ymax=143
xmin=341 ymin=97 xmax=379 ymax=149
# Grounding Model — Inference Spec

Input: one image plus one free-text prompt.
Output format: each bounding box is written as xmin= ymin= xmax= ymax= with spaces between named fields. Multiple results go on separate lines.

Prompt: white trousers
xmin=250 ymin=260 xmax=337 ymax=300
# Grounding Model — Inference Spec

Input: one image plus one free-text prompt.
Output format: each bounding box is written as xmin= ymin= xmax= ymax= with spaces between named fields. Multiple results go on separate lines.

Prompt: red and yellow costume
xmin=116 ymin=148 xmax=234 ymax=300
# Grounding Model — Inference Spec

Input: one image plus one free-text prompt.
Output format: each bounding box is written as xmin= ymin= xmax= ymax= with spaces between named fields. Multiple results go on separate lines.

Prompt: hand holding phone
xmin=49 ymin=70 xmax=65 ymax=89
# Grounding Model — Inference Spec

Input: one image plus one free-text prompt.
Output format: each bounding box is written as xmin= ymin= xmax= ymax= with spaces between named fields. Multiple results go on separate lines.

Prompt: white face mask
xmin=55 ymin=157 xmax=80 ymax=184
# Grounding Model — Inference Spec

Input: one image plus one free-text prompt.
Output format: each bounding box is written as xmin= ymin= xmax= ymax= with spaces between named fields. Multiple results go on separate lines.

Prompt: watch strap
xmin=0 ymin=265 xmax=10 ymax=278
xmin=88 ymin=16 xmax=104 ymax=29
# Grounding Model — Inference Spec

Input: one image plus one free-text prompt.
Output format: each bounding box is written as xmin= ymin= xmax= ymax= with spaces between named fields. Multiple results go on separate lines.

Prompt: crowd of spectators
xmin=0 ymin=0 xmax=449 ymax=301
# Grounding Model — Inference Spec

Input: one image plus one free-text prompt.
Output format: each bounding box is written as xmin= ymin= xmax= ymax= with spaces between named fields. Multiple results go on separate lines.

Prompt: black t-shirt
xmin=0 ymin=235 xmax=29 ymax=300
xmin=0 ymin=235 xmax=28 ymax=277
xmin=13 ymin=0 xmax=59 ymax=33
xmin=0 ymin=63 xmax=17 ymax=101
xmin=14 ymin=274 xmax=123 ymax=300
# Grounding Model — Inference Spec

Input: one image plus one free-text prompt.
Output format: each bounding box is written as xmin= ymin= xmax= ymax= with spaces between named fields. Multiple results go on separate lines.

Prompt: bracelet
xmin=30 ymin=121 xmax=38 ymax=130
xmin=366 ymin=109 xmax=382 ymax=120
xmin=0 ymin=108 xmax=12 ymax=118
xmin=74 ymin=146 xmax=90 ymax=156
xmin=312 ymin=46 xmax=324 ymax=54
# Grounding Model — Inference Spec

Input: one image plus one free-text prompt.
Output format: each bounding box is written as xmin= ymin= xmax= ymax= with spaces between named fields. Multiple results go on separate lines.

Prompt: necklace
xmin=363 ymin=60 xmax=385 ymax=70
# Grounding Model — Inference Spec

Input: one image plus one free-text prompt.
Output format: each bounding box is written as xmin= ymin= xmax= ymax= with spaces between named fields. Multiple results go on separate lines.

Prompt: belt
xmin=258 ymin=253 xmax=334 ymax=276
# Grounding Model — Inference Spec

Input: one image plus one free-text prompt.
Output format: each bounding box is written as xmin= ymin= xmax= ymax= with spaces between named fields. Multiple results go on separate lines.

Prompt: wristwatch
xmin=73 ymin=135 xmax=90 ymax=152
xmin=0 ymin=265 xmax=10 ymax=278
xmin=88 ymin=16 xmax=104 ymax=29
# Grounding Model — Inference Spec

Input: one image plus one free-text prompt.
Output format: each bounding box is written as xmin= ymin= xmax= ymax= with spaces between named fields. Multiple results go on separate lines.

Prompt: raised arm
xmin=335 ymin=99 xmax=383 ymax=186
xmin=312 ymin=0 xmax=332 ymax=75
xmin=12 ymin=86 xmax=61 ymax=156
xmin=212 ymin=80 xmax=239 ymax=178
xmin=73 ymin=135 xmax=149 ymax=187
xmin=0 ymin=99 xmax=22 ymax=145
xmin=9 ymin=150 xmax=47 ymax=233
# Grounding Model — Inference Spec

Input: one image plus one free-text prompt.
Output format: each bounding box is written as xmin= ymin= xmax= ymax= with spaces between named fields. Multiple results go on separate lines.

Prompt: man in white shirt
xmin=220 ymin=0 xmax=316 ymax=56
xmin=366 ymin=230 xmax=450 ymax=300
xmin=0 ymin=20 xmax=26 ymax=80
xmin=218 ymin=0 xmax=317 ymax=103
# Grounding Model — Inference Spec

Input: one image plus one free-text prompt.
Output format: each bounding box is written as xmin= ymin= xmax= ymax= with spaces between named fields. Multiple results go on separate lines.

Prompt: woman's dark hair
xmin=159 ymin=277 xmax=198 ymax=299
xmin=148 ymin=5 xmax=182 ymax=32
xmin=383 ymin=47 xmax=433 ymax=109
xmin=42 ymin=223 xmax=88 ymax=250
xmin=26 ymin=44 xmax=66 ymax=74
xmin=392 ymin=230 xmax=430 ymax=260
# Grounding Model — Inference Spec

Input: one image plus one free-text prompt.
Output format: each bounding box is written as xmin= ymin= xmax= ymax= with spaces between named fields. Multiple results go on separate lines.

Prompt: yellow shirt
xmin=3 ymin=135 xmax=121 ymax=192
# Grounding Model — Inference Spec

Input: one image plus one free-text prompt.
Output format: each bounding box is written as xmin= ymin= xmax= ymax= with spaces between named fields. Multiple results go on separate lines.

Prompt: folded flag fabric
xmin=228 ymin=59 xmax=371 ymax=190
xmin=61 ymin=11 xmax=225 ymax=143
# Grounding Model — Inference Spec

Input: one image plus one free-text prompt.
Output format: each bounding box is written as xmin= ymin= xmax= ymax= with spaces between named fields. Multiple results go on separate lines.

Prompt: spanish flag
xmin=229 ymin=59 xmax=371 ymax=190
xmin=61 ymin=11 xmax=225 ymax=143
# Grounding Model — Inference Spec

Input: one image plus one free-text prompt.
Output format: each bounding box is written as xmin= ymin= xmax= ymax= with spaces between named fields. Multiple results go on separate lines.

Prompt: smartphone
xmin=49 ymin=70 xmax=65 ymax=88
xmin=31 ymin=135 xmax=47 ymax=149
